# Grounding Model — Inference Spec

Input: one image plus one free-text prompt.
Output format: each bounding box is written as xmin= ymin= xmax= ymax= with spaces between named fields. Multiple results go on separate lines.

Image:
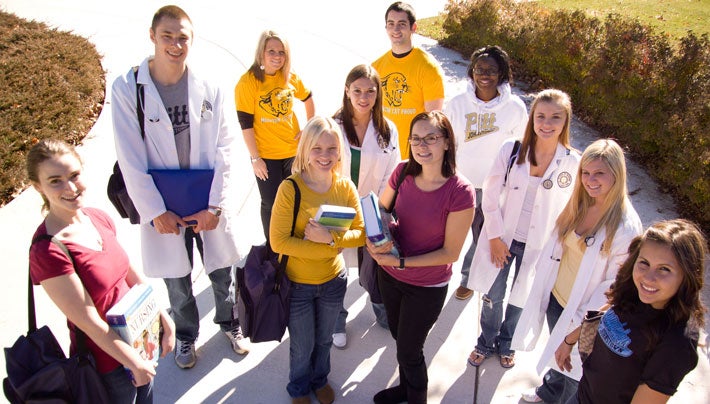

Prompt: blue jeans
xmin=287 ymin=270 xmax=347 ymax=398
xmin=164 ymin=266 xmax=238 ymax=341
xmin=460 ymin=188 xmax=483 ymax=287
xmin=335 ymin=248 xmax=388 ymax=333
xmin=536 ymin=293 xmax=579 ymax=403
xmin=476 ymin=239 xmax=525 ymax=356
xmin=101 ymin=366 xmax=152 ymax=404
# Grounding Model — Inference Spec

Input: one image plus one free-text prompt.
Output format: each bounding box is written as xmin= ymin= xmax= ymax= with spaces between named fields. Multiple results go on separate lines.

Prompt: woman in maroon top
xmin=367 ymin=112 xmax=475 ymax=403
xmin=27 ymin=139 xmax=175 ymax=404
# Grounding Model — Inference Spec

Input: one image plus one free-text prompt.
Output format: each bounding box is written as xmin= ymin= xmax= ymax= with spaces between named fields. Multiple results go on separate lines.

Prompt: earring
xmin=260 ymin=65 xmax=265 ymax=70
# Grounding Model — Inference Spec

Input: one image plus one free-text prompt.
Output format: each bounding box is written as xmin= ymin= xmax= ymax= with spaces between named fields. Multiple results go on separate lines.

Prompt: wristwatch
xmin=250 ymin=155 xmax=260 ymax=164
xmin=328 ymin=240 xmax=336 ymax=247
xmin=207 ymin=207 xmax=222 ymax=217
xmin=399 ymin=256 xmax=405 ymax=269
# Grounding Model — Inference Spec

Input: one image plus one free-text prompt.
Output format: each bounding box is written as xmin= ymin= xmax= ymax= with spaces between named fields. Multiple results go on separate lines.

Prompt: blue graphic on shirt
xmin=598 ymin=308 xmax=633 ymax=357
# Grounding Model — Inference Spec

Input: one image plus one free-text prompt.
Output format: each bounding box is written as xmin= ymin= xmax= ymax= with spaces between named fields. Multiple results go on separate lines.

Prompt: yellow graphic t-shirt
xmin=372 ymin=48 xmax=444 ymax=158
xmin=235 ymin=71 xmax=311 ymax=159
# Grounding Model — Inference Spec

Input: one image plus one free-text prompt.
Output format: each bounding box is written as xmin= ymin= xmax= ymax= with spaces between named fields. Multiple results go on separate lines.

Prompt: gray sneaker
xmin=174 ymin=339 xmax=196 ymax=369
xmin=225 ymin=327 xmax=249 ymax=355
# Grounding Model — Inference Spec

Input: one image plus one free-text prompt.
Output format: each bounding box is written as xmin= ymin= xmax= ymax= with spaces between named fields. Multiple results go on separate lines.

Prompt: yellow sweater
xmin=270 ymin=174 xmax=365 ymax=284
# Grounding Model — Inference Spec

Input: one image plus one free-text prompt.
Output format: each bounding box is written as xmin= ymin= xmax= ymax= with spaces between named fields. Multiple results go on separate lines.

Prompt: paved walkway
xmin=1 ymin=1 xmax=707 ymax=403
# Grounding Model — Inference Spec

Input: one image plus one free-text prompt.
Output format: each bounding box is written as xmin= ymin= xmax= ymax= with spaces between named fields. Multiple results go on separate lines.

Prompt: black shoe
xmin=373 ymin=385 xmax=407 ymax=404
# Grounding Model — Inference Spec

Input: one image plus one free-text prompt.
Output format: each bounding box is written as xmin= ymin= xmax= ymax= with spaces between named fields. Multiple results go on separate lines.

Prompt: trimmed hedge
xmin=0 ymin=11 xmax=105 ymax=204
xmin=441 ymin=0 xmax=709 ymax=232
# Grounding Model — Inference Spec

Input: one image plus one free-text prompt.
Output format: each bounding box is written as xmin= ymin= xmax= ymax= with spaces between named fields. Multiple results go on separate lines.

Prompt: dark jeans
xmin=163 ymin=227 xmax=238 ymax=342
xmin=460 ymin=188 xmax=483 ymax=287
xmin=378 ymin=269 xmax=447 ymax=394
xmin=287 ymin=270 xmax=347 ymax=398
xmin=256 ymin=157 xmax=294 ymax=243
xmin=476 ymin=239 xmax=525 ymax=356
xmin=536 ymin=293 xmax=579 ymax=404
xmin=101 ymin=366 xmax=152 ymax=404
xmin=335 ymin=247 xmax=388 ymax=333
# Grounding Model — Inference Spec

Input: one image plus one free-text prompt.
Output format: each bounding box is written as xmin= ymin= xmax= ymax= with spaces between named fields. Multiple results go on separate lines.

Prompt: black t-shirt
xmin=577 ymin=304 xmax=698 ymax=403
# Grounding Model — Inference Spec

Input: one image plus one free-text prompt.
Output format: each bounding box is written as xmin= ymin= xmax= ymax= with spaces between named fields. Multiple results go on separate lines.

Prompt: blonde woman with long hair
xmin=513 ymin=139 xmax=643 ymax=403
xmin=270 ymin=116 xmax=364 ymax=404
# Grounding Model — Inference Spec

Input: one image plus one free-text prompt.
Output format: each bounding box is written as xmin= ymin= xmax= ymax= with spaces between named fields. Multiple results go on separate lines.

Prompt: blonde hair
xmin=249 ymin=30 xmax=291 ymax=83
xmin=292 ymin=116 xmax=343 ymax=175
xmin=555 ymin=138 xmax=629 ymax=253
xmin=517 ymin=89 xmax=572 ymax=166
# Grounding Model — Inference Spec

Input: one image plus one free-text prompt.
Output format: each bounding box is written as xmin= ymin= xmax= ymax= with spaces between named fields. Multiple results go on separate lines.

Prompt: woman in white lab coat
xmin=512 ymin=139 xmax=642 ymax=403
xmin=332 ymin=64 xmax=400 ymax=347
xmin=466 ymin=89 xmax=581 ymax=369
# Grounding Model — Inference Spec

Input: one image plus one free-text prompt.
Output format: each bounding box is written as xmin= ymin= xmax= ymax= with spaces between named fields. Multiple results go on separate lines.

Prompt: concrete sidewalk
xmin=1 ymin=1 xmax=707 ymax=403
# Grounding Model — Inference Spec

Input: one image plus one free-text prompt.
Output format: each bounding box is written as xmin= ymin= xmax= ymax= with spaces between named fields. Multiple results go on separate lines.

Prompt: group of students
xmin=24 ymin=2 xmax=706 ymax=404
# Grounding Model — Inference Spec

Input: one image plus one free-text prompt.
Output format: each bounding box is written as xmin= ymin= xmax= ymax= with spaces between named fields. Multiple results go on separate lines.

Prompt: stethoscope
xmin=550 ymin=232 xmax=597 ymax=262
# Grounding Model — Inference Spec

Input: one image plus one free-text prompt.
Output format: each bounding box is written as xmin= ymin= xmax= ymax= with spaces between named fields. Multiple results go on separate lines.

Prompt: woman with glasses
xmin=466 ymin=89 xmax=581 ymax=369
xmin=331 ymin=64 xmax=400 ymax=348
xmin=236 ymin=29 xmax=315 ymax=245
xmin=367 ymin=111 xmax=475 ymax=403
xmin=513 ymin=139 xmax=642 ymax=403
xmin=444 ymin=45 xmax=528 ymax=302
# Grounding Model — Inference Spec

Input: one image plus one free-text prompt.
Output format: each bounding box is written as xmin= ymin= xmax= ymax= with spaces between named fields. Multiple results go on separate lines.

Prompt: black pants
xmin=256 ymin=157 xmax=294 ymax=243
xmin=378 ymin=268 xmax=447 ymax=393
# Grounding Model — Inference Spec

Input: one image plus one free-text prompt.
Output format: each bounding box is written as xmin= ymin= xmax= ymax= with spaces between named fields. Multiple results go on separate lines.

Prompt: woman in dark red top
xmin=27 ymin=139 xmax=175 ymax=404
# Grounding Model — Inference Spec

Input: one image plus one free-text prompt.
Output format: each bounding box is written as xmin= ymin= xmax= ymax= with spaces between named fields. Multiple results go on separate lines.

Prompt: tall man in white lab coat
xmin=111 ymin=5 xmax=246 ymax=369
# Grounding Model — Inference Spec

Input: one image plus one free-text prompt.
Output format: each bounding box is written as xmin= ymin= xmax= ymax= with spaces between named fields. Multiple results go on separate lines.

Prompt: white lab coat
xmin=338 ymin=117 xmax=400 ymax=197
xmin=465 ymin=140 xmax=581 ymax=307
xmin=111 ymin=57 xmax=242 ymax=278
xmin=511 ymin=207 xmax=642 ymax=380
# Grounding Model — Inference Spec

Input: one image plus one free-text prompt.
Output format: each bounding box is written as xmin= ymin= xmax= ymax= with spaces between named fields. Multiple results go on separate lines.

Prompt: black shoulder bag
xmin=3 ymin=235 xmax=110 ymax=403
xmin=107 ymin=66 xmax=145 ymax=224
xmin=237 ymin=178 xmax=300 ymax=343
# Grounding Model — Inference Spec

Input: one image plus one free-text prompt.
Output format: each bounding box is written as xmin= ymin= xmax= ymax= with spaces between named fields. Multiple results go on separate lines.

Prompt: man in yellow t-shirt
xmin=372 ymin=2 xmax=445 ymax=159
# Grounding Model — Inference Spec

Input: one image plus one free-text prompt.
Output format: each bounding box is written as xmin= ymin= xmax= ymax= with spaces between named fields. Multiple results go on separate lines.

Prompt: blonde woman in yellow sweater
xmin=270 ymin=116 xmax=365 ymax=404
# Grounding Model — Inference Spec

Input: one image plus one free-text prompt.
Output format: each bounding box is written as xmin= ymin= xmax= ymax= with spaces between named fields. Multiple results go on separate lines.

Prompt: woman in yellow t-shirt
xmin=235 ymin=30 xmax=315 ymax=244
xmin=270 ymin=116 xmax=364 ymax=403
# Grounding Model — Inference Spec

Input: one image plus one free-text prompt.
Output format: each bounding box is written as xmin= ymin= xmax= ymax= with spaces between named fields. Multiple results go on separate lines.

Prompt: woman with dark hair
xmin=444 ymin=44 xmax=528 ymax=301
xmin=331 ymin=64 xmax=400 ymax=347
xmin=27 ymin=139 xmax=175 ymax=403
xmin=367 ymin=111 xmax=475 ymax=403
xmin=235 ymin=29 xmax=315 ymax=244
xmin=557 ymin=219 xmax=705 ymax=403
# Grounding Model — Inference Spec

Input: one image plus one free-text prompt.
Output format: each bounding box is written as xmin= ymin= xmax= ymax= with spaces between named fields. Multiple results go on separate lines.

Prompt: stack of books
xmin=360 ymin=191 xmax=399 ymax=257
xmin=106 ymin=283 xmax=161 ymax=365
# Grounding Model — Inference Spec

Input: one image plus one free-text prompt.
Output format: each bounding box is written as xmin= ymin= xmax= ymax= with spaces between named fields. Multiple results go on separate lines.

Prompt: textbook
xmin=360 ymin=191 xmax=399 ymax=257
xmin=314 ymin=204 xmax=357 ymax=232
xmin=106 ymin=283 xmax=161 ymax=365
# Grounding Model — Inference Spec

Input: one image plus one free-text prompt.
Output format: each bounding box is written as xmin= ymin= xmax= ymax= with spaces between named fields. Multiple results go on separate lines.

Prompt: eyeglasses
xmin=409 ymin=135 xmax=444 ymax=146
xmin=473 ymin=68 xmax=499 ymax=76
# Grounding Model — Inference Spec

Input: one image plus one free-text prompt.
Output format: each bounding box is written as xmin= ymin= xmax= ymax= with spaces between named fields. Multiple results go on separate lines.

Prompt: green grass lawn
xmin=536 ymin=0 xmax=709 ymax=40
xmin=418 ymin=0 xmax=710 ymax=42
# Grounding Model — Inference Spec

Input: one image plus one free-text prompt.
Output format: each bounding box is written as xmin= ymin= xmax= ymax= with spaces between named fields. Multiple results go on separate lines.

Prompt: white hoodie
xmin=444 ymin=82 xmax=528 ymax=188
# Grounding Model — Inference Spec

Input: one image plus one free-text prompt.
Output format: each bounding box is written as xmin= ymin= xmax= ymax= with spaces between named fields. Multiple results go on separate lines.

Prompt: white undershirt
xmin=514 ymin=176 xmax=543 ymax=242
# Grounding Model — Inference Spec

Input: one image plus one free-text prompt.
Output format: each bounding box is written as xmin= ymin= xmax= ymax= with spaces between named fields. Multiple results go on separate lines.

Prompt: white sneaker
xmin=332 ymin=332 xmax=347 ymax=349
xmin=225 ymin=327 xmax=249 ymax=355
xmin=521 ymin=388 xmax=543 ymax=403
xmin=174 ymin=339 xmax=196 ymax=369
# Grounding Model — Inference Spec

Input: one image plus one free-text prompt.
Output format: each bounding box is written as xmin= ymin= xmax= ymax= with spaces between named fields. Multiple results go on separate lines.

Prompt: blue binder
xmin=148 ymin=169 xmax=215 ymax=220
